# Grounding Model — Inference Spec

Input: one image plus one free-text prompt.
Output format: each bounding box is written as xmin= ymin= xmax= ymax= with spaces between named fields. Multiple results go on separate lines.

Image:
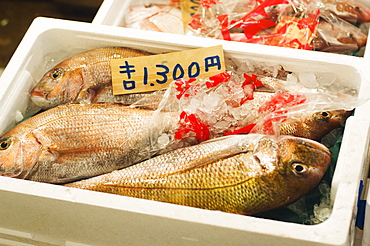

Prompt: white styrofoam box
xmin=92 ymin=0 xmax=370 ymax=49
xmin=361 ymin=181 xmax=370 ymax=246
xmin=93 ymin=0 xmax=370 ymax=25
xmin=0 ymin=16 xmax=369 ymax=246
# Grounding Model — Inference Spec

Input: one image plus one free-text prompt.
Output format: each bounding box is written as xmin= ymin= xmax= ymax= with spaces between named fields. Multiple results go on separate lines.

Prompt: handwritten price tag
xmin=180 ymin=0 xmax=200 ymax=30
xmin=111 ymin=45 xmax=225 ymax=95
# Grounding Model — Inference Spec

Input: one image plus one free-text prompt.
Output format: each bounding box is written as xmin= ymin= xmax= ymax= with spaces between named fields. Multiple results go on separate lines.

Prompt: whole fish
xmin=125 ymin=4 xmax=185 ymax=34
xmin=0 ymin=104 xmax=181 ymax=184
xmin=64 ymin=134 xmax=331 ymax=215
xmin=30 ymin=47 xmax=154 ymax=109
xmin=170 ymin=75 xmax=351 ymax=141
xmin=321 ymin=0 xmax=370 ymax=24
xmin=278 ymin=110 xmax=351 ymax=141
xmin=313 ymin=15 xmax=368 ymax=52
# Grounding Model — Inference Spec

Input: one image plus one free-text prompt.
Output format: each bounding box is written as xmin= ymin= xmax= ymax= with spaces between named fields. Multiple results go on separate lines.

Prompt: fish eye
xmin=315 ymin=111 xmax=332 ymax=122
xmin=292 ymin=163 xmax=308 ymax=175
xmin=0 ymin=137 xmax=12 ymax=150
xmin=50 ymin=68 xmax=63 ymax=80
xmin=355 ymin=6 xmax=360 ymax=10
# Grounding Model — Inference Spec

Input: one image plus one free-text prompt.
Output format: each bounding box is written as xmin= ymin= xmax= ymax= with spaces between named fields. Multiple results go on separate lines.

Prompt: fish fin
xmin=32 ymin=129 xmax=54 ymax=146
xmin=76 ymin=89 xmax=94 ymax=104
xmin=253 ymin=137 xmax=278 ymax=170
xmin=172 ymin=135 xmax=255 ymax=170
xmin=198 ymin=134 xmax=246 ymax=144
xmin=254 ymin=85 xmax=276 ymax=93
xmin=39 ymin=148 xmax=60 ymax=163
xmin=23 ymin=148 xmax=60 ymax=182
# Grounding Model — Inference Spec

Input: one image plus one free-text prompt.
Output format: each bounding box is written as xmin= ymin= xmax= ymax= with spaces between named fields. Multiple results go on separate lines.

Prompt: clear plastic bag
xmin=186 ymin=0 xmax=369 ymax=53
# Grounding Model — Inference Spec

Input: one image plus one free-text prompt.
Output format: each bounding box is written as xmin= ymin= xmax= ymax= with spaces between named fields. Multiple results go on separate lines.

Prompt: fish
xmin=278 ymin=110 xmax=352 ymax=140
xmin=170 ymin=75 xmax=351 ymax=141
xmin=124 ymin=4 xmax=185 ymax=34
xmin=321 ymin=0 xmax=370 ymax=24
xmin=313 ymin=14 xmax=368 ymax=52
xmin=64 ymin=133 xmax=331 ymax=215
xmin=30 ymin=47 xmax=154 ymax=110
xmin=229 ymin=0 xmax=369 ymax=52
xmin=0 ymin=103 xmax=183 ymax=184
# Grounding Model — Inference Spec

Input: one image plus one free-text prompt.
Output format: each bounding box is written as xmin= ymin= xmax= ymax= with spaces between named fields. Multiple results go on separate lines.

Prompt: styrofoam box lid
xmin=0 ymin=17 xmax=369 ymax=246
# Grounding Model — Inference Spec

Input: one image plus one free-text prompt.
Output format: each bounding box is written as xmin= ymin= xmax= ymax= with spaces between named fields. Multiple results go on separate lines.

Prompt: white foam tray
xmin=0 ymin=17 xmax=370 ymax=246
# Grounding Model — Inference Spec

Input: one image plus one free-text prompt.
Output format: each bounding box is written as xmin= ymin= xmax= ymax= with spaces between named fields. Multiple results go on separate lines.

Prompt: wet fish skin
xmin=321 ymin=0 xmax=370 ymax=24
xmin=0 ymin=104 xmax=179 ymax=184
xmin=30 ymin=47 xmax=153 ymax=109
xmin=278 ymin=110 xmax=352 ymax=141
xmin=313 ymin=15 xmax=368 ymax=52
xmin=64 ymin=134 xmax=331 ymax=215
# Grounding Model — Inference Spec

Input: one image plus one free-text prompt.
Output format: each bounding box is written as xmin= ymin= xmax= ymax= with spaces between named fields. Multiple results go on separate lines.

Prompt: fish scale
xmin=65 ymin=134 xmax=331 ymax=215
xmin=0 ymin=104 xmax=180 ymax=184
xmin=31 ymin=47 xmax=154 ymax=108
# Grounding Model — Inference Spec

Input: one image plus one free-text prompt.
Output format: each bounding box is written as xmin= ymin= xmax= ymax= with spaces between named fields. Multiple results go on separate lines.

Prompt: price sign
xmin=111 ymin=45 xmax=225 ymax=95
xmin=180 ymin=0 xmax=200 ymax=30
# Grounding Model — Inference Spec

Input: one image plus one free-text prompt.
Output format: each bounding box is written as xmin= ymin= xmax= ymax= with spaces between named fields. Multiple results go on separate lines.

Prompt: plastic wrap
xmin=148 ymin=58 xmax=357 ymax=146
xmin=184 ymin=0 xmax=369 ymax=53
xmin=119 ymin=0 xmax=370 ymax=54
xmin=123 ymin=1 xmax=183 ymax=34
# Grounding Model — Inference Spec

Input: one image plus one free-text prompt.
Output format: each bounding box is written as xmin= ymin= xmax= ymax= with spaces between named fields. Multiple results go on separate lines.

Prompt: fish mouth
xmin=281 ymin=135 xmax=331 ymax=156
xmin=333 ymin=110 xmax=352 ymax=125
xmin=305 ymin=138 xmax=330 ymax=155
xmin=30 ymin=91 xmax=57 ymax=109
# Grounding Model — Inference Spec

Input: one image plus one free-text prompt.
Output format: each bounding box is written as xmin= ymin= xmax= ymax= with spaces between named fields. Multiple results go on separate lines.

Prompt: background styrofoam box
xmin=0 ymin=16 xmax=369 ymax=246
xmin=92 ymin=0 xmax=370 ymax=37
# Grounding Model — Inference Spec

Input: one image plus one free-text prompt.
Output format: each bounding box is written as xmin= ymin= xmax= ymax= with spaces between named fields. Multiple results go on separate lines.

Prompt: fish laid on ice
xmin=171 ymin=74 xmax=351 ymax=141
xmin=30 ymin=47 xmax=154 ymax=109
xmin=278 ymin=110 xmax=351 ymax=140
xmin=0 ymin=104 xmax=181 ymax=184
xmin=65 ymin=134 xmax=331 ymax=215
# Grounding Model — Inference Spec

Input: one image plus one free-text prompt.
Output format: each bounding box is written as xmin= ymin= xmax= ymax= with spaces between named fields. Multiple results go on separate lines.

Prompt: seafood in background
xmin=65 ymin=134 xmax=331 ymax=215
xmin=187 ymin=0 xmax=369 ymax=53
xmin=30 ymin=47 xmax=153 ymax=110
xmin=321 ymin=0 xmax=370 ymax=24
xmin=313 ymin=15 xmax=368 ymax=52
xmin=0 ymin=104 xmax=182 ymax=184
xmin=124 ymin=4 xmax=184 ymax=34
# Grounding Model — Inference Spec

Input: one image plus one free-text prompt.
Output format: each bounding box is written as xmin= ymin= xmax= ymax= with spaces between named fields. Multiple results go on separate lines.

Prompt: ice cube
xmin=315 ymin=72 xmax=337 ymax=86
xmin=298 ymin=72 xmax=319 ymax=88
xmin=157 ymin=133 xmax=170 ymax=149
xmin=15 ymin=111 xmax=23 ymax=122
xmin=286 ymin=73 xmax=298 ymax=84
xmin=313 ymin=205 xmax=331 ymax=223
xmin=203 ymin=92 xmax=221 ymax=111
xmin=187 ymin=98 xmax=202 ymax=114
xmin=213 ymin=120 xmax=230 ymax=129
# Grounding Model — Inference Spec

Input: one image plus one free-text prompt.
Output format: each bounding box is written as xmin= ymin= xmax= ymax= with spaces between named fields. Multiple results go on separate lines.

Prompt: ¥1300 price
xmin=119 ymin=55 xmax=222 ymax=90
xmin=110 ymin=45 xmax=225 ymax=95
